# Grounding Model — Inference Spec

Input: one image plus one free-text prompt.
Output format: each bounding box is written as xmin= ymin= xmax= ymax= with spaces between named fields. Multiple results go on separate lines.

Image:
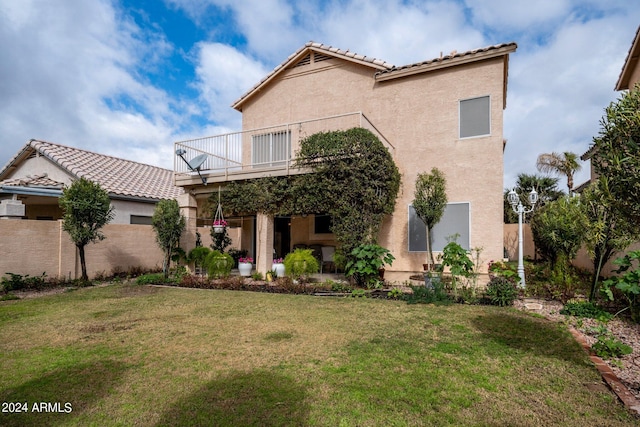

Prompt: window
xmin=408 ymin=202 xmax=470 ymax=252
xmin=314 ymin=214 xmax=333 ymax=234
xmin=130 ymin=215 xmax=152 ymax=225
xmin=252 ymin=131 xmax=291 ymax=168
xmin=459 ymin=96 xmax=490 ymax=138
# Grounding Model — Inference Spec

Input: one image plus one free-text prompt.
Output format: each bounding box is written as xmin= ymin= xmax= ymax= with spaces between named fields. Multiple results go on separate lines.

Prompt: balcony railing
xmin=174 ymin=112 xmax=394 ymax=186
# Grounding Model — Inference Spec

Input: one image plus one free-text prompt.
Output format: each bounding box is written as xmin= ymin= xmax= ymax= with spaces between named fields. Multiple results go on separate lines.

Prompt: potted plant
xmin=272 ymin=258 xmax=285 ymax=278
xmin=205 ymin=250 xmax=233 ymax=278
xmin=283 ymin=249 xmax=319 ymax=281
xmin=344 ymin=243 xmax=395 ymax=288
xmin=412 ymin=168 xmax=447 ymax=272
xmin=238 ymin=256 xmax=253 ymax=276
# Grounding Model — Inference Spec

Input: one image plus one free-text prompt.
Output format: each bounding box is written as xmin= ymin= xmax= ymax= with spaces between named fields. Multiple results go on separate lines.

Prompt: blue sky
xmin=1 ymin=0 xmax=639 ymax=189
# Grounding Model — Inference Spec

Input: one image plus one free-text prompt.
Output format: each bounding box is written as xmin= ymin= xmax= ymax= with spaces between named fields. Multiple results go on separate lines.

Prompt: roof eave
xmin=374 ymin=44 xmax=517 ymax=83
xmin=232 ymin=43 xmax=391 ymax=111
xmin=615 ymin=26 xmax=640 ymax=91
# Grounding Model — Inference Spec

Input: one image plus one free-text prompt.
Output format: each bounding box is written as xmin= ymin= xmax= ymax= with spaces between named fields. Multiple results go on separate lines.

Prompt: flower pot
xmin=238 ymin=262 xmax=252 ymax=277
xmin=213 ymin=225 xmax=225 ymax=234
xmin=272 ymin=263 xmax=285 ymax=278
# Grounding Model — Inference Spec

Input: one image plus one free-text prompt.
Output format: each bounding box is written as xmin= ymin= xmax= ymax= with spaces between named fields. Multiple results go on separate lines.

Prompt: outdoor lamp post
xmin=507 ymin=187 xmax=538 ymax=288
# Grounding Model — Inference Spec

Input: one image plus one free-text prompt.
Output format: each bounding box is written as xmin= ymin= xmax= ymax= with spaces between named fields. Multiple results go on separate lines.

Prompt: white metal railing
xmin=174 ymin=112 xmax=395 ymax=181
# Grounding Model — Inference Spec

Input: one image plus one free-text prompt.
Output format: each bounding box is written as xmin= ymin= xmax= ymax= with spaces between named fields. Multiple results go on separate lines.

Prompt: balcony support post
xmin=256 ymin=212 xmax=275 ymax=275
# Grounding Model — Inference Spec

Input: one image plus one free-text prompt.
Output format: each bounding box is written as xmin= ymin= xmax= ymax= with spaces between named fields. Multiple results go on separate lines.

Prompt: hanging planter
xmin=212 ymin=186 xmax=226 ymax=233
xmin=213 ymin=220 xmax=227 ymax=234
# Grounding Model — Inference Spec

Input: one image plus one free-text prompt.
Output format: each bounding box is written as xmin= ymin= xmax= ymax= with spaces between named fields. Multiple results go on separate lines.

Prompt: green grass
xmin=0 ymin=284 xmax=635 ymax=426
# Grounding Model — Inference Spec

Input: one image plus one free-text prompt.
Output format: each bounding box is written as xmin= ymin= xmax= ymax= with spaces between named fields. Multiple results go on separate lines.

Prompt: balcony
xmin=173 ymin=112 xmax=393 ymax=188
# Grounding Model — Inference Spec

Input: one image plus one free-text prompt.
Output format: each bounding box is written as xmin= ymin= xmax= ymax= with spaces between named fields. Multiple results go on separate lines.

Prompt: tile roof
xmin=0 ymin=139 xmax=183 ymax=201
xmin=232 ymin=41 xmax=394 ymax=110
xmin=232 ymin=41 xmax=516 ymax=109
xmin=375 ymin=43 xmax=518 ymax=80
xmin=1 ymin=173 xmax=65 ymax=188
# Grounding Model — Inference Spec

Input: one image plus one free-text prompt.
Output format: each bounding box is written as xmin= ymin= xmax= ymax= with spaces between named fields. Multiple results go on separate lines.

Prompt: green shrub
xmin=188 ymin=247 xmax=211 ymax=270
xmin=283 ymin=249 xmax=319 ymax=280
xmin=560 ymin=301 xmax=613 ymax=321
xmin=602 ymin=250 xmax=640 ymax=322
xmin=405 ymin=282 xmax=451 ymax=305
xmin=252 ymin=272 xmax=264 ymax=281
xmin=344 ymin=244 xmax=394 ymax=288
xmin=1 ymin=272 xmax=48 ymax=292
xmin=135 ymin=273 xmax=171 ymax=285
xmin=488 ymin=260 xmax=520 ymax=284
xmin=387 ymin=288 xmax=404 ymax=300
xmin=485 ymin=276 xmax=519 ymax=307
xmin=205 ymin=251 xmax=234 ymax=278
xmin=589 ymin=324 xmax=632 ymax=359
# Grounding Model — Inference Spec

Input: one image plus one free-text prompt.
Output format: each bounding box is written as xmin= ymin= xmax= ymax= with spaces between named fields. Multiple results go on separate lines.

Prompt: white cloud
xmin=193 ymin=42 xmax=269 ymax=124
xmin=0 ymin=0 xmax=185 ymax=170
xmin=503 ymin=13 xmax=639 ymax=189
xmin=1 ymin=0 xmax=640 ymax=188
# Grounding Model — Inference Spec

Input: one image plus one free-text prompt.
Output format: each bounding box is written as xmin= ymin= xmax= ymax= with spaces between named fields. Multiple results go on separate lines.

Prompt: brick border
xmin=569 ymin=327 xmax=640 ymax=416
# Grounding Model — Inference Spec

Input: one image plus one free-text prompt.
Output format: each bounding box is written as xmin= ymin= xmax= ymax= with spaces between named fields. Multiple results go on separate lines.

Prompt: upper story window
xmin=252 ymin=130 xmax=291 ymax=168
xmin=459 ymin=96 xmax=490 ymax=139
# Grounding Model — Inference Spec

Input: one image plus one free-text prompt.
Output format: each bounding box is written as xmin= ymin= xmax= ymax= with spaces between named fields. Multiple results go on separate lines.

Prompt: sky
xmin=1 ymin=0 xmax=639 ymax=190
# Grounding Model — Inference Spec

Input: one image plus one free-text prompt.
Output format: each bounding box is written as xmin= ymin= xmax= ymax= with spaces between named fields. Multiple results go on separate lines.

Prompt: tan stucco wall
xmin=0 ymin=220 xmax=165 ymax=279
xmin=0 ymin=219 xmax=228 ymax=280
xmin=239 ymin=56 xmax=507 ymax=273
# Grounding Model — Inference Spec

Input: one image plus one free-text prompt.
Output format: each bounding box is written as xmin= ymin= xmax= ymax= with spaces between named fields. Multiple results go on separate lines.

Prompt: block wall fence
xmin=0 ymin=219 xmax=214 ymax=280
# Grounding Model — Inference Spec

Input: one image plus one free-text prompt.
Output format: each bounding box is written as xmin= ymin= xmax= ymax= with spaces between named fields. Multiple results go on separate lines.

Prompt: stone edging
xmin=569 ymin=327 xmax=640 ymax=417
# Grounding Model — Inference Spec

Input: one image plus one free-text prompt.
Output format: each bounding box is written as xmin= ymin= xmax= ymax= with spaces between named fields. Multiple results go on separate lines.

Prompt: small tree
xmin=59 ymin=178 xmax=115 ymax=281
xmin=413 ymin=168 xmax=447 ymax=269
xmin=530 ymin=196 xmax=586 ymax=298
xmin=152 ymin=199 xmax=186 ymax=278
xmin=581 ymin=177 xmax=637 ymax=301
xmin=591 ymin=84 xmax=640 ymax=226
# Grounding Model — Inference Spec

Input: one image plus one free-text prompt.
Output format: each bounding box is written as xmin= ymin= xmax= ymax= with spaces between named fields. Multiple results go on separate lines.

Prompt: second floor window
xmin=459 ymin=95 xmax=490 ymax=139
xmin=252 ymin=130 xmax=291 ymax=168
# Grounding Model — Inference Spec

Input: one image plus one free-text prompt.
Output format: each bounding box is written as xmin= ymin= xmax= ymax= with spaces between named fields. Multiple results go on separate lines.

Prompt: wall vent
xmin=313 ymin=52 xmax=332 ymax=63
xmin=294 ymin=54 xmax=311 ymax=67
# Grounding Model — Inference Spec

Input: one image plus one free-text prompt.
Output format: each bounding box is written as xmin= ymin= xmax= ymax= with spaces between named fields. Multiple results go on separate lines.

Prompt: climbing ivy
xmin=214 ymin=128 xmax=401 ymax=261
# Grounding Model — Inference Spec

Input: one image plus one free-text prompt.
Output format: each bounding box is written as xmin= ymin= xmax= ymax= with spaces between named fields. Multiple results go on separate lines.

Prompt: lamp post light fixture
xmin=507 ymin=187 xmax=538 ymax=288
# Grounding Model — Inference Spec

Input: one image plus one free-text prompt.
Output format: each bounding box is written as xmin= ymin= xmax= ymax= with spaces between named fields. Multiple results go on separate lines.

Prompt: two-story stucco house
xmin=174 ymin=41 xmax=517 ymax=277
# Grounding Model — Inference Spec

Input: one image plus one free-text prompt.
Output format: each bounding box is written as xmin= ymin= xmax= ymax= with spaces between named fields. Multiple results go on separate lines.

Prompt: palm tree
xmin=536 ymin=151 xmax=582 ymax=194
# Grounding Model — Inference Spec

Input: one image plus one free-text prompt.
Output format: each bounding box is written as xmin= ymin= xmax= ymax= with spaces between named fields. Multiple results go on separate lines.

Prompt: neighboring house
xmin=174 ymin=41 xmax=517 ymax=275
xmin=0 ymin=139 xmax=183 ymax=223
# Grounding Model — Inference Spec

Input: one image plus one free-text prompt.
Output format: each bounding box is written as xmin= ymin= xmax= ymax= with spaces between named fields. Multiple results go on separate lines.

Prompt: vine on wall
xmin=214 ymin=128 xmax=401 ymax=260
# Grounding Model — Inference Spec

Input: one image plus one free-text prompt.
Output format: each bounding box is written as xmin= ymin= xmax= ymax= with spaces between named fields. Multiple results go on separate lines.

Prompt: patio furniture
xmin=321 ymin=245 xmax=337 ymax=273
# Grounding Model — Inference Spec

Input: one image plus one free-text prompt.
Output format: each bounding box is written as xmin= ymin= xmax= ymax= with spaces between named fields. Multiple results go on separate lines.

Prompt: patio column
xmin=256 ymin=212 xmax=274 ymax=274
xmin=177 ymin=193 xmax=197 ymax=252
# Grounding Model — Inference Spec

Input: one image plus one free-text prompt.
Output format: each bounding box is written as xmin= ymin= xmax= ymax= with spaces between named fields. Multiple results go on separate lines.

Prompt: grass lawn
xmin=0 ymin=283 xmax=635 ymax=426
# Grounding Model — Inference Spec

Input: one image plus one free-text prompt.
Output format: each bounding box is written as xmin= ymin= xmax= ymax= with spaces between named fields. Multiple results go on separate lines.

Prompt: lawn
xmin=0 ymin=283 xmax=635 ymax=426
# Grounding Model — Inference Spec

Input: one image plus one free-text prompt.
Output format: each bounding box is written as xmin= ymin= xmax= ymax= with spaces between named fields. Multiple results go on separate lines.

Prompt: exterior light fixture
xmin=507 ymin=188 xmax=537 ymax=288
